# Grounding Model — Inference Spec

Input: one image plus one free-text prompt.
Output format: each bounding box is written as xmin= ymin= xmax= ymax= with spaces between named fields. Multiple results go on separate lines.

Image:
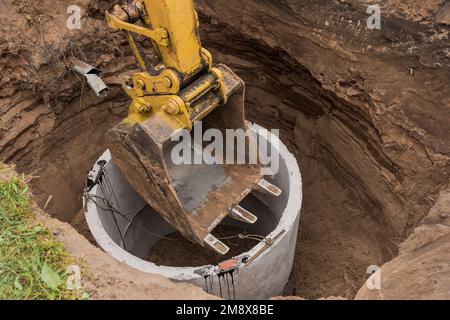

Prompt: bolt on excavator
xmin=104 ymin=0 xmax=282 ymax=255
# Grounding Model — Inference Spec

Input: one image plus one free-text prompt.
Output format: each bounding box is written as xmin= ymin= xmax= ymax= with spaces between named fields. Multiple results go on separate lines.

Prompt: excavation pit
xmin=84 ymin=124 xmax=302 ymax=299
xmin=2 ymin=2 xmax=413 ymax=299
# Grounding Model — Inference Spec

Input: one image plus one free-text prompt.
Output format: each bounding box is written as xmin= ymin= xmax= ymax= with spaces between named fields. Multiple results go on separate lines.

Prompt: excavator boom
xmin=105 ymin=0 xmax=281 ymax=254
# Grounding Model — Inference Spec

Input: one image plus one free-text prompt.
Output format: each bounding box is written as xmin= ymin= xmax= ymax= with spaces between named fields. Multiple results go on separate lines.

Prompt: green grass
xmin=0 ymin=165 xmax=85 ymax=300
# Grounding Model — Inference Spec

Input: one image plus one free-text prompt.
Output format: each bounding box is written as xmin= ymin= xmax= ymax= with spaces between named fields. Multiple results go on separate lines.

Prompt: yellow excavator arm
xmin=106 ymin=0 xmax=225 ymax=129
xmin=105 ymin=0 xmax=281 ymax=255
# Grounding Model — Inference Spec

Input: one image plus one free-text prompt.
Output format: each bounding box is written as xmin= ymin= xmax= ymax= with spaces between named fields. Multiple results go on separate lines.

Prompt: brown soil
xmin=356 ymin=188 xmax=450 ymax=300
xmin=1 ymin=0 xmax=449 ymax=300
xmin=146 ymin=225 xmax=258 ymax=267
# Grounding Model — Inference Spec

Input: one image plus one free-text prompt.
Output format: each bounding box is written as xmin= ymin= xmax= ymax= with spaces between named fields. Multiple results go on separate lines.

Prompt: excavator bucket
xmin=106 ymin=65 xmax=274 ymax=254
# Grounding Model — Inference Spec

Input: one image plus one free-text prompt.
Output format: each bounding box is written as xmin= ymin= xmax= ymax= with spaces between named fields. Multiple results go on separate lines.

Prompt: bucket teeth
xmin=257 ymin=179 xmax=282 ymax=197
xmin=230 ymin=205 xmax=258 ymax=224
xmin=204 ymin=234 xmax=230 ymax=255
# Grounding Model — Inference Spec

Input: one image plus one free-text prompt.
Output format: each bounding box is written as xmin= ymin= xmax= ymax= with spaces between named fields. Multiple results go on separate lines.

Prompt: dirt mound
xmin=36 ymin=205 xmax=214 ymax=300
xmin=357 ymin=189 xmax=450 ymax=299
